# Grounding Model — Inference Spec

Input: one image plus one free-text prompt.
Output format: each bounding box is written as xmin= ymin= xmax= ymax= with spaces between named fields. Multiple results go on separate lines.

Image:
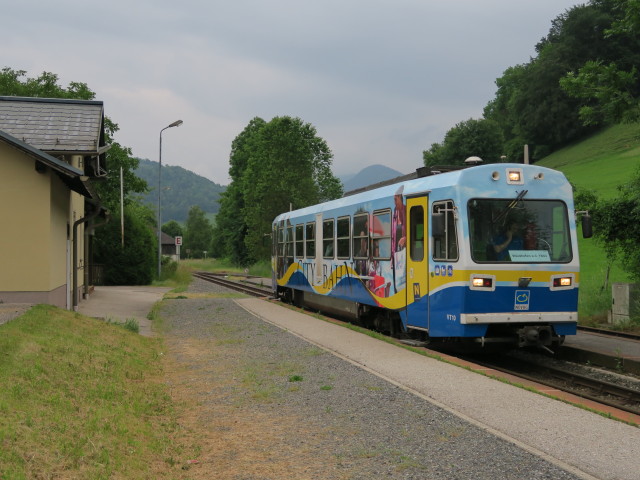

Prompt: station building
xmin=0 ymin=96 xmax=109 ymax=310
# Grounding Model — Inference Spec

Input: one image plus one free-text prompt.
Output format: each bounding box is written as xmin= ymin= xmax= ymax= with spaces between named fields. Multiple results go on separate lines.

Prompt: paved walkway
xmin=77 ymin=286 xmax=171 ymax=336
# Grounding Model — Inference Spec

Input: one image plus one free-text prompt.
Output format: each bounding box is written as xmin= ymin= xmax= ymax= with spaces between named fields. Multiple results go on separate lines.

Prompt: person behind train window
xmin=493 ymin=219 xmax=523 ymax=261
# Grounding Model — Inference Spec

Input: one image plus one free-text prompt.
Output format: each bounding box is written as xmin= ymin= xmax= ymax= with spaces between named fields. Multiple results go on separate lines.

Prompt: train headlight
xmin=470 ymin=274 xmax=496 ymax=291
xmin=550 ymin=274 xmax=575 ymax=290
xmin=506 ymin=168 xmax=524 ymax=185
xmin=553 ymin=277 xmax=572 ymax=287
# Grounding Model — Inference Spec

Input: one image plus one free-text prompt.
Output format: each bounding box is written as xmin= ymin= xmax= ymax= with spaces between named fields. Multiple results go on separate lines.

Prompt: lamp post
xmin=158 ymin=119 xmax=183 ymax=278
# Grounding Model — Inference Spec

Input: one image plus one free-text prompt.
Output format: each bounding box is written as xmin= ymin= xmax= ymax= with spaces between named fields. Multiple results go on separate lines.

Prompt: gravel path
xmin=159 ymin=278 xmax=583 ymax=480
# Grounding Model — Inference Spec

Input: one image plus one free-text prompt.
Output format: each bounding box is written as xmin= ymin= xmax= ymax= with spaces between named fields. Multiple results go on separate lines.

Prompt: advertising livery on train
xmin=271 ymin=162 xmax=591 ymax=351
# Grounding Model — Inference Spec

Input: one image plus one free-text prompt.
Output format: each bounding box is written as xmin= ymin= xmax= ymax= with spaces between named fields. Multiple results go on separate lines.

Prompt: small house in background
xmin=0 ymin=96 xmax=109 ymax=310
xmin=160 ymin=230 xmax=180 ymax=262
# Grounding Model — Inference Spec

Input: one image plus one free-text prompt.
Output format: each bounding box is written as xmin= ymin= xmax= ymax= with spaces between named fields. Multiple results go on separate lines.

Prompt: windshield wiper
xmin=492 ymin=189 xmax=528 ymax=225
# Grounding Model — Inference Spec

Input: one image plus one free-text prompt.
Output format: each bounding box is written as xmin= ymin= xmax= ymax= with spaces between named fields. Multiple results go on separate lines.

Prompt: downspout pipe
xmin=73 ymin=204 xmax=102 ymax=311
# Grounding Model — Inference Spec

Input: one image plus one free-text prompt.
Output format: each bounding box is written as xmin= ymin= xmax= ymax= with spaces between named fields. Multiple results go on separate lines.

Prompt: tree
xmin=162 ymin=220 xmax=184 ymax=238
xmin=241 ymin=116 xmax=342 ymax=261
xmin=0 ymin=67 xmax=94 ymax=100
xmin=211 ymin=117 xmax=265 ymax=265
xmin=592 ymin=166 xmax=640 ymax=282
xmin=213 ymin=116 xmax=342 ymax=264
xmin=560 ymin=0 xmax=640 ymax=126
xmin=184 ymin=206 xmax=213 ymax=258
xmin=93 ymin=203 xmax=157 ymax=285
xmin=423 ymin=118 xmax=504 ymax=166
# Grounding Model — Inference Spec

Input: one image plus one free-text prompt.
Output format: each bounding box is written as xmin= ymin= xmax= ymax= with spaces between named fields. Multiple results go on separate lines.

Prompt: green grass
xmin=539 ymin=123 xmax=640 ymax=199
xmin=0 ymin=305 xmax=181 ymax=479
xmin=538 ymin=123 xmax=640 ymax=322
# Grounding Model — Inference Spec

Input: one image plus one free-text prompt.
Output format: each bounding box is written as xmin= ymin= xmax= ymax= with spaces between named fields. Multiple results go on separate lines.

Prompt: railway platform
xmin=561 ymin=331 xmax=640 ymax=375
xmin=239 ymin=297 xmax=640 ymax=480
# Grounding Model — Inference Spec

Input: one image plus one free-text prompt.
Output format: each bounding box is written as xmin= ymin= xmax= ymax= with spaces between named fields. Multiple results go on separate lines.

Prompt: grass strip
xmin=0 ymin=305 xmax=180 ymax=479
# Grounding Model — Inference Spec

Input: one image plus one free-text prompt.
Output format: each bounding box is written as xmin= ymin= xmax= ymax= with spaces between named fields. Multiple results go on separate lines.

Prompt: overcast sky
xmin=2 ymin=0 xmax=582 ymax=185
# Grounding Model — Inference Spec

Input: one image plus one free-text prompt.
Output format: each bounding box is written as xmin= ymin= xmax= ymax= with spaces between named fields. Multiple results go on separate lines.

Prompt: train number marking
xmin=446 ymin=314 xmax=457 ymax=322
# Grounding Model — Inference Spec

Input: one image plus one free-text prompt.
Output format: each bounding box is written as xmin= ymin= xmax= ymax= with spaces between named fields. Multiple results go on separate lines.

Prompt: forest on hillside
xmin=134 ymin=158 xmax=226 ymax=223
xmin=424 ymin=0 xmax=640 ymax=166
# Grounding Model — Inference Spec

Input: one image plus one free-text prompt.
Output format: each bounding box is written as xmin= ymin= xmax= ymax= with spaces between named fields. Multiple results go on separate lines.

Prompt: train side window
xmin=336 ymin=216 xmax=350 ymax=259
xmin=305 ymin=222 xmax=315 ymax=259
xmin=372 ymin=210 xmax=391 ymax=259
xmin=295 ymin=224 xmax=304 ymax=258
xmin=410 ymin=205 xmax=424 ymax=262
xmin=432 ymin=201 xmax=458 ymax=261
xmin=353 ymin=213 xmax=369 ymax=259
xmin=285 ymin=223 xmax=294 ymax=259
xmin=277 ymin=223 xmax=285 ymax=257
xmin=323 ymin=219 xmax=335 ymax=258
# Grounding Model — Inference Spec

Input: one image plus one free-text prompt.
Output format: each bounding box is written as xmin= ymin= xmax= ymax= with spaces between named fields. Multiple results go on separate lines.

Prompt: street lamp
xmin=158 ymin=119 xmax=183 ymax=278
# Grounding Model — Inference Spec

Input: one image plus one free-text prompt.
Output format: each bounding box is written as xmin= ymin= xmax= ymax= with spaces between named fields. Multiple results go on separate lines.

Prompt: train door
xmin=405 ymin=196 xmax=429 ymax=330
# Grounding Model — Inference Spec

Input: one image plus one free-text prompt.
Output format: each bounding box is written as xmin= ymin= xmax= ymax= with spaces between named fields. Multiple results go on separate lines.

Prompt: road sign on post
xmin=175 ymin=236 xmax=182 ymax=246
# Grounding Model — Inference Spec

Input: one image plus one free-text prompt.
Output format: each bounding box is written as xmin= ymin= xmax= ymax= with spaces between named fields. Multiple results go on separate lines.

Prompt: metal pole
xmin=158 ymin=120 xmax=183 ymax=278
xmin=120 ymin=166 xmax=124 ymax=248
xmin=157 ymin=131 xmax=163 ymax=278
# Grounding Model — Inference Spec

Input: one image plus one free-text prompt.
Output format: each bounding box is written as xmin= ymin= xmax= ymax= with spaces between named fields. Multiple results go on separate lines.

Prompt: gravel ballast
xmin=159 ymin=279 xmax=585 ymax=480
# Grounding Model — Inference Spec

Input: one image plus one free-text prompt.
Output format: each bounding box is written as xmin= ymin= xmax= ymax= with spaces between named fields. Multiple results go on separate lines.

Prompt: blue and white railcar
xmin=272 ymin=163 xmax=588 ymax=350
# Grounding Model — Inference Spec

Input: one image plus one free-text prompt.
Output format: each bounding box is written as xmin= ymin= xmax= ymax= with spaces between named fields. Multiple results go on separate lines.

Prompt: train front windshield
xmin=468 ymin=198 xmax=572 ymax=263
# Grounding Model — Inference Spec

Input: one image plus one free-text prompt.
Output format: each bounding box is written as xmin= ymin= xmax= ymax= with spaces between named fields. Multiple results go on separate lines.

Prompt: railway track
xmin=192 ymin=271 xmax=272 ymax=297
xmin=193 ymin=271 xmax=640 ymax=418
xmin=577 ymin=325 xmax=640 ymax=342
xmin=467 ymin=354 xmax=640 ymax=417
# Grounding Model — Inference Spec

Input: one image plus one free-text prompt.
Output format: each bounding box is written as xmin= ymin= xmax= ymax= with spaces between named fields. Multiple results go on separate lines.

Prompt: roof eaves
xmin=0 ymin=129 xmax=97 ymax=199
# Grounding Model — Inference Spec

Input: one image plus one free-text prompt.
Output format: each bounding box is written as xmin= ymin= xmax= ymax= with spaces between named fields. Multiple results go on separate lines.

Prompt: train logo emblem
xmin=514 ymin=290 xmax=530 ymax=311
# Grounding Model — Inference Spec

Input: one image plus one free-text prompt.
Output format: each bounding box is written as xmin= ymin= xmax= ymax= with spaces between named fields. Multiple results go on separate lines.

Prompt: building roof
xmin=0 ymin=128 xmax=96 ymax=199
xmin=0 ymin=96 xmax=107 ymax=157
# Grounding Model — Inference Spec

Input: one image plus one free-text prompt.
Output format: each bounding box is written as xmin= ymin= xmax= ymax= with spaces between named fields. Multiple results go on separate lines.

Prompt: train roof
xmin=274 ymin=163 xmax=570 ymax=222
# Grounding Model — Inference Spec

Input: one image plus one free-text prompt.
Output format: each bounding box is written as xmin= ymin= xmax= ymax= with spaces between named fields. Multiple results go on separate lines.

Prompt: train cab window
xmin=432 ymin=201 xmax=459 ymax=261
xmin=372 ymin=210 xmax=391 ymax=259
xmin=336 ymin=216 xmax=350 ymax=259
xmin=323 ymin=219 xmax=335 ymax=258
xmin=295 ymin=224 xmax=304 ymax=258
xmin=353 ymin=213 xmax=369 ymax=259
xmin=409 ymin=205 xmax=424 ymax=262
xmin=305 ymin=222 xmax=315 ymax=259
xmin=468 ymin=198 xmax=572 ymax=263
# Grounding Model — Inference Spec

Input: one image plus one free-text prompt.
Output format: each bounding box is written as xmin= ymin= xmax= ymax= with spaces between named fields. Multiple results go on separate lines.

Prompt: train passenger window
xmin=372 ymin=210 xmax=391 ymax=259
xmin=323 ymin=219 xmax=335 ymax=258
xmin=272 ymin=224 xmax=277 ymax=257
xmin=295 ymin=224 xmax=304 ymax=258
xmin=285 ymin=223 xmax=294 ymax=259
xmin=468 ymin=198 xmax=572 ymax=263
xmin=336 ymin=216 xmax=350 ymax=259
xmin=305 ymin=222 xmax=315 ymax=259
xmin=277 ymin=223 xmax=285 ymax=257
xmin=410 ymin=206 xmax=424 ymax=262
xmin=432 ymin=201 xmax=459 ymax=261
xmin=353 ymin=213 xmax=369 ymax=259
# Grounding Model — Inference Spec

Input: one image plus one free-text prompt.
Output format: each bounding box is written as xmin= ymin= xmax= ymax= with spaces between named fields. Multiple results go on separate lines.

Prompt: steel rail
xmin=471 ymin=356 xmax=640 ymax=417
xmin=193 ymin=271 xmax=272 ymax=298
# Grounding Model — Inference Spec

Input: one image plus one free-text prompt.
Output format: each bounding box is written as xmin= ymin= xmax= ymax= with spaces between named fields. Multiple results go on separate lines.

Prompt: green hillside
xmin=537 ymin=123 xmax=640 ymax=322
xmin=538 ymin=123 xmax=640 ymax=199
